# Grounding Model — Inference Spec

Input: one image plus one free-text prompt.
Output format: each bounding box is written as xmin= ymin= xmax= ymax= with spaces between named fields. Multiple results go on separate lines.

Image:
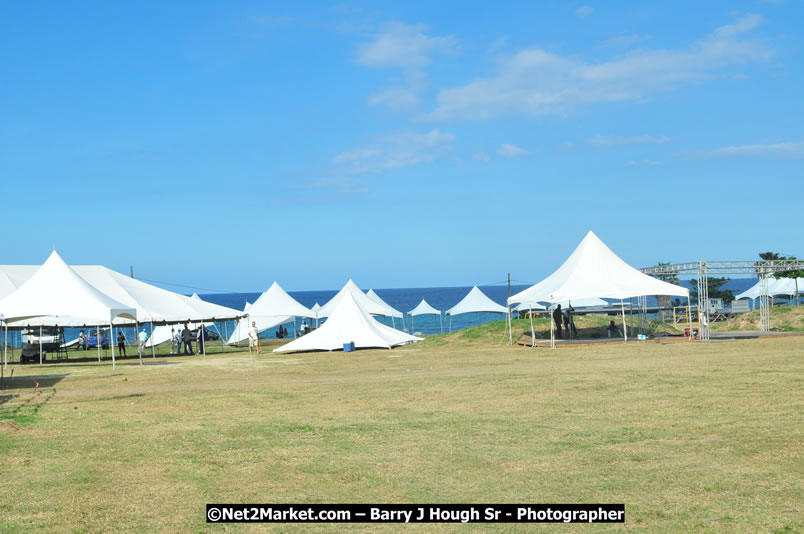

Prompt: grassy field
xmin=0 ymin=324 xmax=802 ymax=533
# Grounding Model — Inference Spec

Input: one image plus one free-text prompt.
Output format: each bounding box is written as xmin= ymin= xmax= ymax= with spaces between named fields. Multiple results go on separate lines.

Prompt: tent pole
xmin=687 ymin=296 xmax=692 ymax=340
xmin=110 ymin=321 xmax=116 ymax=369
xmin=150 ymin=322 xmax=156 ymax=358
xmin=410 ymin=314 xmax=414 ymax=334
xmin=529 ymin=306 xmax=535 ymax=348
xmin=39 ymin=325 xmax=43 ymax=365
xmin=621 ymin=300 xmax=627 ymax=344
xmin=220 ymin=323 xmax=225 ymax=353
xmin=508 ymin=304 xmax=514 ymax=346
xmin=3 ymin=323 xmax=7 ymax=369
xmin=550 ymin=305 xmax=555 ymax=349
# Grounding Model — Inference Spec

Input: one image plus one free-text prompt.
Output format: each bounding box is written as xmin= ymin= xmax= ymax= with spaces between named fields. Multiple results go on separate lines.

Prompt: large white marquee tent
xmin=508 ymin=231 xmax=689 ymax=346
xmin=0 ymin=251 xmax=138 ymax=368
xmin=274 ymin=292 xmax=421 ymax=354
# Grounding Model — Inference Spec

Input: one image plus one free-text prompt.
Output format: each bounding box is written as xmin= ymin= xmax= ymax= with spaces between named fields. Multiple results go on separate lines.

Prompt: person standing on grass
xmin=138 ymin=328 xmax=148 ymax=357
xmin=117 ymin=330 xmax=127 ymax=357
xmin=181 ymin=324 xmax=194 ymax=355
xmin=553 ymin=304 xmax=563 ymax=339
xmin=248 ymin=321 xmax=260 ymax=354
xmin=170 ymin=327 xmax=177 ymax=354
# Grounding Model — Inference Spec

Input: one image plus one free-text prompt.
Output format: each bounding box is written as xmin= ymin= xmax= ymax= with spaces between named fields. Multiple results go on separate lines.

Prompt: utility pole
xmin=130 ymin=266 xmax=134 ymax=279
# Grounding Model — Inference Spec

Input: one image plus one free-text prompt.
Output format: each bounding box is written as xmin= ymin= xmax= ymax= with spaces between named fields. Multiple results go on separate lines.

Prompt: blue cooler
xmin=343 ymin=342 xmax=355 ymax=352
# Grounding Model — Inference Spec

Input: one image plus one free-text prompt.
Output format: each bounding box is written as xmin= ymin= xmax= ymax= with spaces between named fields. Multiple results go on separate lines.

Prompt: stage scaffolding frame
xmin=640 ymin=260 xmax=804 ymax=340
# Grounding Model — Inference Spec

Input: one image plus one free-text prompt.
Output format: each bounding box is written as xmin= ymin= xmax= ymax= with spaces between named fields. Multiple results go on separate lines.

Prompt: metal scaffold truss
xmin=640 ymin=260 xmax=804 ymax=339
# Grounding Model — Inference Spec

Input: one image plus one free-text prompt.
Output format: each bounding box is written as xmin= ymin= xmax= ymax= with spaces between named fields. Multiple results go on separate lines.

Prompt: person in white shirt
xmin=138 ymin=328 xmax=148 ymax=357
xmin=248 ymin=321 xmax=260 ymax=354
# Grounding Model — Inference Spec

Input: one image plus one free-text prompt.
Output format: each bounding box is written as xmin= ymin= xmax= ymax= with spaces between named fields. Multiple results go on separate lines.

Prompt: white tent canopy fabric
xmin=274 ymin=292 xmax=421 ymax=354
xmin=514 ymin=297 xmax=609 ymax=312
xmin=508 ymin=231 xmax=689 ymax=306
xmin=365 ymin=289 xmax=403 ymax=318
xmin=226 ymin=282 xmax=311 ymax=345
xmin=248 ymin=282 xmax=313 ymax=318
xmin=409 ymin=299 xmax=441 ymax=316
xmin=317 ymin=280 xmax=400 ymax=319
xmin=446 ymin=286 xmax=507 ymax=316
xmin=735 ymin=277 xmax=804 ymax=300
xmin=0 ymin=251 xmax=137 ymax=325
xmin=0 ymin=264 xmax=241 ymax=325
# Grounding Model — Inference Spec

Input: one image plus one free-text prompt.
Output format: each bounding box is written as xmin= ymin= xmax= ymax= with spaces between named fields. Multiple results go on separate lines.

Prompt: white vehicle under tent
xmin=445 ymin=286 xmax=508 ymax=332
xmin=408 ymin=299 xmax=443 ymax=334
xmin=0 ymin=254 xmax=243 ymax=363
xmin=227 ymin=282 xmax=312 ymax=345
xmin=274 ymin=292 xmax=421 ymax=354
xmin=507 ymin=231 xmax=689 ymax=347
xmin=0 ymin=251 xmax=138 ymax=368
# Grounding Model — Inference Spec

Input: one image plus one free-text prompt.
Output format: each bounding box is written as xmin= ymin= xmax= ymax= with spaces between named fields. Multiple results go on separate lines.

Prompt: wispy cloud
xmin=498 ymin=143 xmax=529 ymax=157
xmin=576 ymin=6 xmax=595 ymax=17
xmin=333 ymin=129 xmax=456 ymax=173
xmin=473 ymin=152 xmax=490 ymax=162
xmin=586 ymin=134 xmax=670 ymax=148
xmin=685 ymin=141 xmax=804 ymax=159
xmin=426 ymin=14 xmax=773 ymax=121
xmin=356 ymin=22 xmax=457 ymax=112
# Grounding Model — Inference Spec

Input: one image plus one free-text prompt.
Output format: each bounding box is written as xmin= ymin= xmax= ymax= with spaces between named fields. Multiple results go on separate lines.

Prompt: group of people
xmin=551 ymin=305 xmax=622 ymax=339
xmin=551 ymin=304 xmax=578 ymax=339
xmin=168 ymin=324 xmax=206 ymax=355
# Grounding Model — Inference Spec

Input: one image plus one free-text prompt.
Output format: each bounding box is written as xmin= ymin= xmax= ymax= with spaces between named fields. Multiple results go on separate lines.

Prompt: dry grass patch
xmin=0 ymin=338 xmax=802 ymax=532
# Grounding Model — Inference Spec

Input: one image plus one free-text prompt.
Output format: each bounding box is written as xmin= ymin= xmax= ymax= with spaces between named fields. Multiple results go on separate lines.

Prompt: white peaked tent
xmin=446 ymin=286 xmax=507 ymax=333
xmin=735 ymin=277 xmax=804 ymax=301
xmin=408 ymin=299 xmax=442 ymax=334
xmin=274 ymin=292 xmax=421 ymax=354
xmin=508 ymin=230 xmax=689 ymax=346
xmin=366 ymin=289 xmax=404 ymax=329
xmin=317 ymin=280 xmax=400 ymax=320
xmin=311 ymin=302 xmax=321 ymax=313
xmin=0 ymin=251 xmax=137 ymax=368
xmin=227 ymin=282 xmax=312 ymax=345
xmin=0 ymin=265 xmax=242 ymax=325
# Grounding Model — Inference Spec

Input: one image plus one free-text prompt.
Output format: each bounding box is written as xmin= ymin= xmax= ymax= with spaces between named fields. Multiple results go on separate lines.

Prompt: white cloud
xmin=473 ymin=152 xmax=490 ymax=162
xmin=356 ymin=22 xmax=456 ymax=112
xmin=576 ymin=6 xmax=595 ymax=17
xmin=498 ymin=143 xmax=529 ymax=157
xmin=587 ymin=134 xmax=670 ymax=148
xmin=333 ymin=129 xmax=456 ymax=173
xmin=426 ymin=14 xmax=772 ymax=121
xmin=686 ymin=141 xmax=804 ymax=159
xmin=367 ymin=87 xmax=420 ymax=113
xmin=356 ymin=21 xmax=456 ymax=71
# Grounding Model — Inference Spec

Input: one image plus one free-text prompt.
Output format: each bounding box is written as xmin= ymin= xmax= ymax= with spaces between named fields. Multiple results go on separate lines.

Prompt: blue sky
xmin=1 ymin=1 xmax=802 ymax=292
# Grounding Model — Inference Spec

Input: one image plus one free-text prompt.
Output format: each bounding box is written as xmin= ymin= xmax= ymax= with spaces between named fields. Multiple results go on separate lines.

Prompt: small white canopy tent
xmin=366 ymin=289 xmax=404 ymax=329
xmin=317 ymin=280 xmax=400 ymax=319
xmin=274 ymin=292 xmax=421 ymax=354
xmin=0 ymin=251 xmax=138 ymax=368
xmin=227 ymin=282 xmax=310 ymax=344
xmin=445 ymin=286 xmax=507 ymax=332
xmin=408 ymin=299 xmax=442 ymax=334
xmin=735 ymin=277 xmax=804 ymax=301
xmin=508 ymin=230 xmax=689 ymax=346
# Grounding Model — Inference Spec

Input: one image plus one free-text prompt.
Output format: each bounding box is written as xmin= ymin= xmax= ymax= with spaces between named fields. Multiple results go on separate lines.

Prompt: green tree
xmin=689 ymin=277 xmax=734 ymax=304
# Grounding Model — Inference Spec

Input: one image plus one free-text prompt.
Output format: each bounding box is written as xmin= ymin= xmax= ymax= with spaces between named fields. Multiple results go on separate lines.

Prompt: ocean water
xmin=200 ymin=284 xmax=532 ymax=337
